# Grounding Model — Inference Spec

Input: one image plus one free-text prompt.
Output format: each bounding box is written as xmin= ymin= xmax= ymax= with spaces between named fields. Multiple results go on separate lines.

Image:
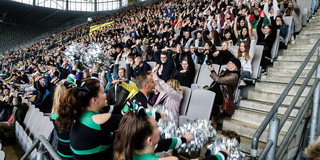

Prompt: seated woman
xmin=173 ymin=48 xmax=195 ymax=87
xmin=151 ymin=72 xmax=183 ymax=125
xmin=237 ymin=35 xmax=256 ymax=86
xmin=256 ymin=12 xmax=277 ymax=74
xmin=56 ymin=78 xmax=123 ymax=160
xmin=207 ymin=58 xmax=241 ymax=127
xmin=234 ymin=16 xmax=253 ymax=46
xmin=211 ymin=41 xmax=235 ymax=65
xmin=113 ymin=110 xmax=228 ymax=160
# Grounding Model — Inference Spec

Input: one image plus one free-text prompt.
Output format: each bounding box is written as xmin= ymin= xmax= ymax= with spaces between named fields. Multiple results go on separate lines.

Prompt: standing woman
xmin=56 ymin=78 xmax=122 ymax=160
xmin=173 ymin=49 xmax=195 ymax=87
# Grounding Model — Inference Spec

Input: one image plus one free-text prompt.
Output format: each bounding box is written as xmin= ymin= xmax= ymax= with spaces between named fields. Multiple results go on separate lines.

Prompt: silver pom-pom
xmin=207 ymin=137 xmax=247 ymax=160
xmin=64 ymin=42 xmax=113 ymax=71
xmin=147 ymin=105 xmax=177 ymax=139
xmin=175 ymin=119 xmax=217 ymax=157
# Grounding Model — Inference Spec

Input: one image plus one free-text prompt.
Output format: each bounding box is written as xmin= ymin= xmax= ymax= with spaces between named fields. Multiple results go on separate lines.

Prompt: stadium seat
xmin=193 ymin=63 xmax=201 ymax=84
xmin=0 ymin=151 xmax=5 ymax=160
xmin=197 ymin=64 xmax=220 ymax=85
xmin=180 ymin=86 xmax=191 ymax=116
xmin=282 ymin=16 xmax=293 ymax=46
xmin=190 ymin=84 xmax=205 ymax=90
xmin=179 ymin=89 xmax=216 ymax=127
xmin=147 ymin=61 xmax=156 ymax=69
xmin=270 ymin=29 xmax=280 ymax=62
xmin=250 ymin=45 xmax=264 ymax=80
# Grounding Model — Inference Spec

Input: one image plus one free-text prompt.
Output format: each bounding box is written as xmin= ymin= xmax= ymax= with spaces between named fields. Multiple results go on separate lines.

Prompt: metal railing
xmin=251 ymin=39 xmax=320 ymax=160
xmin=21 ymin=135 xmax=61 ymax=160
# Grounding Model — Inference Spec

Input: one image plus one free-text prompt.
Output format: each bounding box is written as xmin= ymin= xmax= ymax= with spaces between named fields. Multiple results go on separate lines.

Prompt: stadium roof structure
xmin=8 ymin=0 xmax=142 ymax=12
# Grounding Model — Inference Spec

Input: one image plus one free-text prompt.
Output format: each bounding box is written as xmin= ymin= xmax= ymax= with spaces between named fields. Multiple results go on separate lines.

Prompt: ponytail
xmin=114 ymin=111 xmax=153 ymax=160
xmin=56 ymin=78 xmax=101 ymax=132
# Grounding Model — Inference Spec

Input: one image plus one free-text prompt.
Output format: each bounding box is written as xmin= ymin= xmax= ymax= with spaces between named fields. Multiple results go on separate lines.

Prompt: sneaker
xmin=291 ymin=35 xmax=295 ymax=41
xmin=239 ymin=80 xmax=246 ymax=87
xmin=261 ymin=69 xmax=267 ymax=75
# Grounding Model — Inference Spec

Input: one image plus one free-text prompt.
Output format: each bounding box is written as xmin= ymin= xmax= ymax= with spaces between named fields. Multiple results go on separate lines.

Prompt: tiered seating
xmin=15 ymin=97 xmax=54 ymax=159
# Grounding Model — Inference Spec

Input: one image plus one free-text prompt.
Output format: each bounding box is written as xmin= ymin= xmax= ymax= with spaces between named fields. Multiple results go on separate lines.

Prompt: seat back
xmin=180 ymin=86 xmax=191 ymax=115
xmin=186 ymin=89 xmax=216 ymax=120
xmin=191 ymin=84 xmax=205 ymax=90
xmin=271 ymin=29 xmax=280 ymax=60
xmin=0 ymin=151 xmax=5 ymax=160
xmin=25 ymin=108 xmax=40 ymax=131
xmin=219 ymin=65 xmax=227 ymax=75
xmin=28 ymin=110 xmax=43 ymax=138
xmin=147 ymin=61 xmax=157 ymax=69
xmin=282 ymin=16 xmax=293 ymax=46
xmin=193 ymin=63 xmax=201 ymax=83
xmin=23 ymin=105 xmax=35 ymax=127
xmin=197 ymin=64 xmax=220 ymax=85
xmin=251 ymin=45 xmax=264 ymax=79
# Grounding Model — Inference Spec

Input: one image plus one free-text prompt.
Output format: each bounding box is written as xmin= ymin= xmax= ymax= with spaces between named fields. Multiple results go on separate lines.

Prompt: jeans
xmin=241 ymin=70 xmax=251 ymax=80
xmin=291 ymin=20 xmax=295 ymax=34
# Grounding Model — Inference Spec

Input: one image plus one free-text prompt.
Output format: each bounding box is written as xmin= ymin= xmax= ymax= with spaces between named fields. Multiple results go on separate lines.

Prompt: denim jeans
xmin=241 ymin=70 xmax=251 ymax=80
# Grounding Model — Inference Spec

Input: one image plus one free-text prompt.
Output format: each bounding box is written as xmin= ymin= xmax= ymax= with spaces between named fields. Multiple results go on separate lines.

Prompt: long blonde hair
xmin=237 ymin=41 xmax=250 ymax=62
xmin=51 ymin=83 xmax=67 ymax=113
xmin=167 ymin=79 xmax=183 ymax=92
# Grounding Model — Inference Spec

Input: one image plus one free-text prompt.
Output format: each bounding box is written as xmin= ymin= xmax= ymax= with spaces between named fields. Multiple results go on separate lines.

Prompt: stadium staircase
xmin=222 ymin=12 xmax=320 ymax=159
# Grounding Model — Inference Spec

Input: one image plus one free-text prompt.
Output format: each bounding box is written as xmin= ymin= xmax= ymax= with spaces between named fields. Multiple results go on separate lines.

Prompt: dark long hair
xmin=56 ymin=78 xmax=101 ymax=132
xmin=113 ymin=111 xmax=153 ymax=160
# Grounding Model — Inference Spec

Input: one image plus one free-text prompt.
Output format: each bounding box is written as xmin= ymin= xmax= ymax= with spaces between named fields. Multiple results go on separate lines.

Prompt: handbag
xmin=221 ymin=86 xmax=236 ymax=116
xmin=222 ymin=97 xmax=236 ymax=116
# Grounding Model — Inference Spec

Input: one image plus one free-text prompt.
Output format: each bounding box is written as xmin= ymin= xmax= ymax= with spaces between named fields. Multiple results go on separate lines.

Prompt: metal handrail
xmin=21 ymin=135 xmax=61 ymax=160
xmin=250 ymin=39 xmax=320 ymax=160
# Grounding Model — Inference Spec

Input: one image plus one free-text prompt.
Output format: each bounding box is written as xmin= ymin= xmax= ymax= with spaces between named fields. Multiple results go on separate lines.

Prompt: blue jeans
xmin=291 ymin=20 xmax=295 ymax=34
xmin=242 ymin=70 xmax=251 ymax=80
xmin=312 ymin=0 xmax=317 ymax=15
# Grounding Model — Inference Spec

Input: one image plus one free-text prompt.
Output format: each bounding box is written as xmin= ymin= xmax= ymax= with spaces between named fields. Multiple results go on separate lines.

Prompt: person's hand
xmin=250 ymin=33 xmax=255 ymax=40
xmin=116 ymin=52 xmax=123 ymax=61
xmin=220 ymin=149 xmax=230 ymax=157
xmin=164 ymin=151 xmax=173 ymax=157
xmin=208 ymin=65 xmax=215 ymax=72
xmin=213 ymin=51 xmax=219 ymax=57
xmin=151 ymin=71 xmax=160 ymax=82
xmin=183 ymin=132 xmax=193 ymax=142
xmin=125 ymin=50 xmax=131 ymax=57
xmin=152 ymin=64 xmax=160 ymax=73
xmin=159 ymin=112 xmax=170 ymax=121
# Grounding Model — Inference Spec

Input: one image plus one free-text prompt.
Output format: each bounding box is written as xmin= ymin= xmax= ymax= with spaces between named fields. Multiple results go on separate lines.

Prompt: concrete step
xmin=238 ymin=136 xmax=266 ymax=156
xmin=287 ymin=43 xmax=315 ymax=50
xmin=262 ymin=75 xmax=315 ymax=85
xmin=277 ymin=55 xmax=317 ymax=62
xmin=280 ymin=50 xmax=311 ymax=56
xmin=267 ymin=68 xmax=313 ymax=77
xmin=231 ymin=109 xmax=293 ymax=132
xmin=296 ymin=34 xmax=320 ymax=39
xmin=300 ymin=30 xmax=320 ymax=34
xmin=273 ymin=61 xmax=315 ymax=69
xmin=254 ymin=81 xmax=311 ymax=97
xmin=239 ymin=99 xmax=299 ymax=117
xmin=288 ymin=45 xmax=314 ymax=50
xmin=223 ymin=120 xmax=285 ymax=146
xmin=247 ymin=90 xmax=306 ymax=107
xmin=294 ymin=38 xmax=319 ymax=44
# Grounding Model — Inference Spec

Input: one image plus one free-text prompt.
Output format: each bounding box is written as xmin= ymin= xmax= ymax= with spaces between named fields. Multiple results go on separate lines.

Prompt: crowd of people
xmin=0 ymin=0 xmax=315 ymax=159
